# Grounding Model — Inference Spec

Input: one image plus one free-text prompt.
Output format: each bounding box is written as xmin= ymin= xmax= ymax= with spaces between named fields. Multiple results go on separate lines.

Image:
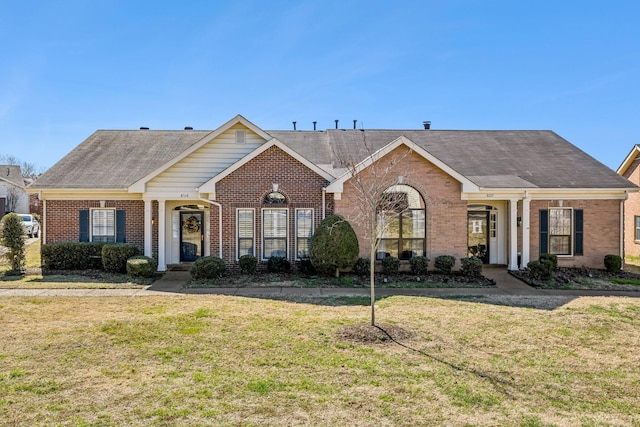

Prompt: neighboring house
xmin=0 ymin=165 xmax=29 ymax=217
xmin=617 ymin=145 xmax=640 ymax=261
xmin=28 ymin=115 xmax=637 ymax=271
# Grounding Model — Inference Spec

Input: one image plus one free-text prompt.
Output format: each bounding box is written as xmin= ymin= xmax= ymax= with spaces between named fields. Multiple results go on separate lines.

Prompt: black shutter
xmin=539 ymin=210 xmax=548 ymax=255
xmin=116 ymin=210 xmax=126 ymax=243
xmin=574 ymin=209 xmax=583 ymax=255
xmin=79 ymin=210 xmax=89 ymax=242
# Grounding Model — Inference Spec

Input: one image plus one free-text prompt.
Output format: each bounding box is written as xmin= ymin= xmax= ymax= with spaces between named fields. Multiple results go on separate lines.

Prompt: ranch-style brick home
xmin=29 ymin=115 xmax=637 ymax=272
xmin=617 ymin=144 xmax=640 ymax=261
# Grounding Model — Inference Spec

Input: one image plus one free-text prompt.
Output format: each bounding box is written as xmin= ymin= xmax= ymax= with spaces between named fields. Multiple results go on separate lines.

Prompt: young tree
xmin=1 ymin=212 xmax=26 ymax=273
xmin=310 ymin=214 xmax=359 ymax=277
xmin=334 ymin=135 xmax=416 ymax=325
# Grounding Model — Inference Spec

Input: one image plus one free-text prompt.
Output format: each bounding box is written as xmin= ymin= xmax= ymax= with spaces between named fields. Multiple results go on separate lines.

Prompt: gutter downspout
xmin=199 ymin=197 xmax=223 ymax=258
xmin=322 ymin=188 xmax=326 ymax=220
xmin=621 ymin=191 xmax=628 ymax=270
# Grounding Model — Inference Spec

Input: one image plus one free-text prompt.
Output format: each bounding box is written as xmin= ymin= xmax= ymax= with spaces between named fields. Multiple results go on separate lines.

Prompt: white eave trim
xmin=198 ymin=137 xmax=336 ymax=194
xmin=462 ymin=187 xmax=638 ymax=201
xmin=617 ymin=144 xmax=640 ymax=175
xmin=128 ymin=114 xmax=271 ymax=193
xmin=324 ymin=135 xmax=480 ymax=194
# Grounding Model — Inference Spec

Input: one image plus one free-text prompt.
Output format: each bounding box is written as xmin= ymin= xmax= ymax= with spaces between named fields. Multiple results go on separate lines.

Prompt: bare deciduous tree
xmin=5 ymin=185 xmax=22 ymax=213
xmin=0 ymin=155 xmax=45 ymax=177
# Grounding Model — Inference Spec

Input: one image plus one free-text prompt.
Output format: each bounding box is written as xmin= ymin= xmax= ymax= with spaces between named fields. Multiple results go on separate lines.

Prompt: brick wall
xmin=45 ymin=200 xmax=145 ymax=252
xmin=333 ymin=147 xmax=468 ymax=267
xmin=215 ymin=145 xmax=330 ymax=264
xmin=529 ymin=199 xmax=621 ymax=268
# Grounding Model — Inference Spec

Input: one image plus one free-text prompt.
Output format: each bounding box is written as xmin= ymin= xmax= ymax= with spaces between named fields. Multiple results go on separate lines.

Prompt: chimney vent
xmin=353 ymin=119 xmax=357 ymax=129
xmin=423 ymin=121 xmax=431 ymax=130
xmin=313 ymin=121 xmax=317 ymax=131
xmin=140 ymin=127 xmax=149 ymax=130
xmin=292 ymin=121 xmax=297 ymax=131
xmin=334 ymin=119 xmax=339 ymax=129
xmin=184 ymin=126 xmax=193 ymax=130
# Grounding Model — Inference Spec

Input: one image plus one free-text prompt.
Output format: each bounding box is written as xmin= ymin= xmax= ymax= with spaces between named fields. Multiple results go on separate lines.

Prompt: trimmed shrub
xmin=41 ymin=242 xmax=105 ymax=270
xmin=409 ymin=255 xmax=429 ymax=275
xmin=267 ymin=256 xmax=291 ymax=273
xmin=102 ymin=243 xmax=139 ymax=274
xmin=353 ymin=257 xmax=370 ymax=276
xmin=310 ymin=215 xmax=359 ymax=277
xmin=381 ymin=256 xmax=400 ymax=275
xmin=539 ymin=253 xmax=558 ymax=270
xmin=435 ymin=255 xmax=456 ymax=274
xmin=604 ymin=254 xmax=622 ymax=273
xmin=0 ymin=213 xmax=25 ymax=272
xmin=297 ymin=258 xmax=316 ymax=276
xmin=190 ymin=256 xmax=226 ymax=279
xmin=126 ymin=255 xmax=158 ymax=278
xmin=239 ymin=255 xmax=258 ymax=275
xmin=460 ymin=256 xmax=483 ymax=278
xmin=527 ymin=259 xmax=554 ymax=280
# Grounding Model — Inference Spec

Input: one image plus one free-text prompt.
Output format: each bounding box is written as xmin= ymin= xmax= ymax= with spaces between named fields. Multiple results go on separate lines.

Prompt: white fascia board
xmin=462 ymin=188 xmax=637 ymax=201
xmin=35 ymin=188 xmax=139 ymax=200
xmin=128 ymin=114 xmax=271 ymax=193
xmin=324 ymin=135 xmax=480 ymax=193
xmin=616 ymin=144 xmax=640 ymax=175
xmin=198 ymin=138 xmax=335 ymax=193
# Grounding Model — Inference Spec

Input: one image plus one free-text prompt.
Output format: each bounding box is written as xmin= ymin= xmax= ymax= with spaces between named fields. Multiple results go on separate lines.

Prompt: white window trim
xmin=236 ymin=208 xmax=255 ymax=261
xmin=261 ymin=208 xmax=288 ymax=260
xmin=90 ymin=208 xmax=116 ymax=243
xmin=548 ymin=207 xmax=574 ymax=257
xmin=295 ymin=208 xmax=314 ymax=260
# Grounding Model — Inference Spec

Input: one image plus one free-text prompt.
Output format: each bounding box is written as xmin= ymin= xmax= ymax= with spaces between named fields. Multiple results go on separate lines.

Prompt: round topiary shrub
xmin=604 ymin=254 xmax=622 ymax=273
xmin=126 ymin=255 xmax=158 ymax=278
xmin=460 ymin=256 xmax=483 ymax=278
xmin=102 ymin=243 xmax=139 ymax=273
xmin=435 ymin=255 xmax=456 ymax=274
xmin=381 ymin=256 xmax=400 ymax=275
xmin=527 ymin=259 xmax=554 ymax=280
xmin=310 ymin=214 xmax=359 ymax=277
xmin=353 ymin=257 xmax=370 ymax=276
xmin=539 ymin=253 xmax=558 ymax=270
xmin=190 ymin=256 xmax=226 ymax=279
xmin=409 ymin=255 xmax=429 ymax=275
xmin=239 ymin=254 xmax=258 ymax=275
xmin=267 ymin=256 xmax=291 ymax=273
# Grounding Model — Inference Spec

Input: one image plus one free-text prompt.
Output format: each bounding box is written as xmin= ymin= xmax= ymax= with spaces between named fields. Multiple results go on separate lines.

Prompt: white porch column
xmin=508 ymin=199 xmax=519 ymax=270
xmin=157 ymin=199 xmax=167 ymax=272
xmin=143 ymin=199 xmax=152 ymax=258
xmin=521 ymin=197 xmax=531 ymax=268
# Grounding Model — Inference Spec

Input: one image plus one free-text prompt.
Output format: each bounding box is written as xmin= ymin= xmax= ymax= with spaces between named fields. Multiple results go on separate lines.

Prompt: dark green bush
xmin=460 ymin=256 xmax=483 ymax=278
xmin=310 ymin=215 xmax=359 ymax=277
xmin=297 ymin=258 xmax=316 ymax=275
xmin=267 ymin=256 xmax=291 ymax=273
xmin=239 ymin=255 xmax=258 ymax=275
xmin=41 ymin=242 xmax=106 ymax=270
xmin=102 ymin=243 xmax=139 ymax=273
xmin=126 ymin=255 xmax=158 ymax=278
xmin=190 ymin=256 xmax=226 ymax=279
xmin=409 ymin=255 xmax=429 ymax=275
xmin=527 ymin=259 xmax=554 ymax=280
xmin=604 ymin=254 xmax=622 ymax=273
xmin=539 ymin=253 xmax=558 ymax=270
xmin=1 ymin=213 xmax=26 ymax=272
xmin=353 ymin=257 xmax=370 ymax=276
xmin=381 ymin=256 xmax=400 ymax=275
xmin=435 ymin=255 xmax=456 ymax=274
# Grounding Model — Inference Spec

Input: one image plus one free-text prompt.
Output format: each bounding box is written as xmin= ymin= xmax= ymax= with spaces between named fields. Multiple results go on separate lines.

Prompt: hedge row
xmin=41 ymin=242 xmax=139 ymax=272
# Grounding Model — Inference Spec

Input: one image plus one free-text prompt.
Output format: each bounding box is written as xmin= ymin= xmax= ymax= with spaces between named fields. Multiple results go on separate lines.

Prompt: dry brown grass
xmin=1 ymin=294 xmax=640 ymax=426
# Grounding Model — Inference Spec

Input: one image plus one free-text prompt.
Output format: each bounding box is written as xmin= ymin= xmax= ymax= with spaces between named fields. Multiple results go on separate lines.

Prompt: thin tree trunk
xmin=370 ymin=242 xmax=376 ymax=326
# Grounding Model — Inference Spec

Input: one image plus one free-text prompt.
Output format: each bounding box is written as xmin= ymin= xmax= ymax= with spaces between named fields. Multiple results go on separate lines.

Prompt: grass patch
xmin=610 ymin=278 xmax=640 ymax=286
xmin=1 ymin=295 xmax=639 ymax=425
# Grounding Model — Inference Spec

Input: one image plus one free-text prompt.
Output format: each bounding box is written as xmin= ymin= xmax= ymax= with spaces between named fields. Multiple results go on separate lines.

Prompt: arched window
xmin=377 ymin=185 xmax=425 ymax=260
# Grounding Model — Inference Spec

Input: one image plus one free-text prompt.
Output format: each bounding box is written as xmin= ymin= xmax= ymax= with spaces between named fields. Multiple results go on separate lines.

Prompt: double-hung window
xmin=295 ymin=209 xmax=314 ymax=259
xmin=237 ymin=209 xmax=255 ymax=259
xmin=635 ymin=216 xmax=640 ymax=241
xmin=540 ymin=208 xmax=583 ymax=256
xmin=92 ymin=209 xmax=116 ymax=242
xmin=262 ymin=209 xmax=288 ymax=259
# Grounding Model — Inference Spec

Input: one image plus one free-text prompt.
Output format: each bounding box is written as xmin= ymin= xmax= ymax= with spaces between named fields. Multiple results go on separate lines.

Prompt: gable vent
xmin=236 ymin=130 xmax=246 ymax=144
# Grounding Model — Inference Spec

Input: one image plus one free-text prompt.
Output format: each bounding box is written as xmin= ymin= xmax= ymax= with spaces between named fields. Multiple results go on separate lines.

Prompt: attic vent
xmin=235 ymin=130 xmax=246 ymax=144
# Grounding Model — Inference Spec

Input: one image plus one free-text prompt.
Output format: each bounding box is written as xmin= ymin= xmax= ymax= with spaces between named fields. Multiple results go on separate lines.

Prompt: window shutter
xmin=79 ymin=210 xmax=89 ymax=242
xmin=574 ymin=209 xmax=583 ymax=255
xmin=116 ymin=210 xmax=126 ymax=243
xmin=539 ymin=210 xmax=548 ymax=255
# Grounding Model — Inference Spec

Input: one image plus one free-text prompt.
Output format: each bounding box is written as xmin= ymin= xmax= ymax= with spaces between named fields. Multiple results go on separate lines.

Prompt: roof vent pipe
xmin=335 ymin=119 xmax=339 ymax=129
xmin=140 ymin=127 xmax=149 ymax=130
xmin=184 ymin=126 xmax=193 ymax=130
xmin=292 ymin=121 xmax=297 ymax=131
xmin=353 ymin=119 xmax=357 ymax=129
xmin=423 ymin=121 xmax=431 ymax=130
xmin=313 ymin=121 xmax=317 ymax=131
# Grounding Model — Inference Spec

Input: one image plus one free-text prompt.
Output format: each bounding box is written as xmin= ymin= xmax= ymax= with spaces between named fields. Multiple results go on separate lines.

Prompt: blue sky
xmin=1 ymin=1 xmax=639 ymax=171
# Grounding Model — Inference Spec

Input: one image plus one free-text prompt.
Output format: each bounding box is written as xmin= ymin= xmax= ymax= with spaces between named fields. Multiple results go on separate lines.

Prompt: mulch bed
xmin=510 ymin=267 xmax=640 ymax=291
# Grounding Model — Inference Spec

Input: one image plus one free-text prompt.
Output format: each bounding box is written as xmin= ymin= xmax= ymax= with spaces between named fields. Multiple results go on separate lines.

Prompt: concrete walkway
xmin=1 ymin=267 xmax=640 ymax=299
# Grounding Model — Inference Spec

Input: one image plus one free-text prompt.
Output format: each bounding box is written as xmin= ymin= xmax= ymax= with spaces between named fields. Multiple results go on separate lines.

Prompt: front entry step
xmin=167 ymin=263 xmax=193 ymax=272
